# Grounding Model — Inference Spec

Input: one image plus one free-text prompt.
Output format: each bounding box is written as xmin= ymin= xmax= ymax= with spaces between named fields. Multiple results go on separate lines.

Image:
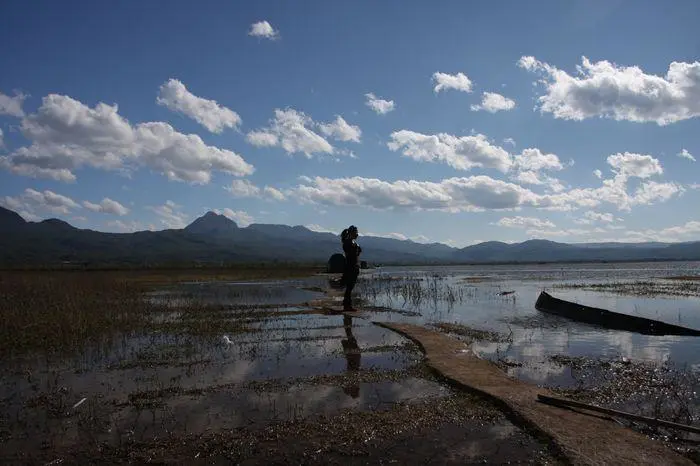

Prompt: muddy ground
xmin=0 ymin=271 xmax=562 ymax=465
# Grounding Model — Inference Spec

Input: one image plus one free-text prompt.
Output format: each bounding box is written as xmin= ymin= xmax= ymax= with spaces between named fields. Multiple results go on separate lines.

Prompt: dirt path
xmin=371 ymin=320 xmax=693 ymax=466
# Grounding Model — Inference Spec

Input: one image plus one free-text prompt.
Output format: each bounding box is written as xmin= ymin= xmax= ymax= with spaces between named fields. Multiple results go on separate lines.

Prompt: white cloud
xmin=0 ymin=94 xmax=254 ymax=183
xmin=574 ymin=211 xmax=614 ymax=225
xmin=513 ymin=148 xmax=563 ymax=172
xmin=248 ymin=20 xmax=278 ymax=39
xmin=226 ymin=179 xmax=286 ymax=201
xmin=0 ymin=91 xmax=27 ymax=118
xmin=83 ymin=198 xmax=129 ymax=216
xmin=365 ymin=93 xmax=395 ymax=114
xmin=290 ymin=175 xmax=541 ymax=212
xmin=690 ymin=184 xmax=700 ymax=190
xmin=632 ymin=180 xmax=685 ymax=205
xmin=219 ymin=208 xmax=254 ymax=227
xmin=495 ymin=216 xmax=556 ymax=229
xmin=226 ymin=179 xmax=261 ymax=198
xmin=470 ymin=92 xmax=516 ymax=113
xmin=263 ymin=186 xmax=286 ymax=201
xmin=432 ymin=72 xmax=473 ymax=93
xmin=245 ymin=108 xmax=333 ymax=157
xmin=514 ymin=170 xmax=545 ymax=185
xmin=678 ymin=149 xmax=696 ymax=162
xmin=246 ymin=131 xmax=278 ymax=147
xmin=147 ymin=200 xmax=189 ymax=229
xmin=503 ymin=138 xmax=516 ymax=147
xmin=289 ymin=151 xmax=682 ymax=215
xmin=518 ymin=55 xmax=700 ymax=125
xmin=510 ymin=148 xmax=565 ymax=193
xmin=607 ymin=152 xmax=662 ymax=179
xmin=157 ymin=79 xmax=241 ymax=133
xmin=0 ymin=129 xmax=4 ymax=149
xmin=318 ymin=116 xmax=361 ymax=143
xmin=593 ymin=169 xmax=603 ymax=179
xmin=1 ymin=188 xmax=80 ymax=217
xmin=623 ymin=221 xmax=700 ymax=242
xmin=512 ymin=171 xmax=566 ymax=193
xmin=387 ymin=130 xmax=512 ymax=172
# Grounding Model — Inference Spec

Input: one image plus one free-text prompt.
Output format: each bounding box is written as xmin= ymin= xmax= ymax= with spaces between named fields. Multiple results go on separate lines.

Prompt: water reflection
xmin=358 ymin=262 xmax=700 ymax=384
xmin=341 ymin=315 xmax=361 ymax=398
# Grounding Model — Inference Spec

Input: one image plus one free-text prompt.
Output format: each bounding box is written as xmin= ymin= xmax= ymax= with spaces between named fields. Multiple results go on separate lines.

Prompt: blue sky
xmin=1 ymin=0 xmax=699 ymax=247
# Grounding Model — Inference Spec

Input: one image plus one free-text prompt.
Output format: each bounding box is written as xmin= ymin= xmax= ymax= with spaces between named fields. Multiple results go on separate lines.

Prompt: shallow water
xmin=357 ymin=262 xmax=700 ymax=386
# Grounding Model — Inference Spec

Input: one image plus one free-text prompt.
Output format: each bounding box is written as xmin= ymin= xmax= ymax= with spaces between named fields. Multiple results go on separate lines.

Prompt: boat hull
xmin=535 ymin=291 xmax=700 ymax=337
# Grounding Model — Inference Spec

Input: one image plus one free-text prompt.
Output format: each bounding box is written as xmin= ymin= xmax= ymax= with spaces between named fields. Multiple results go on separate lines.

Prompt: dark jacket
xmin=343 ymin=238 xmax=362 ymax=268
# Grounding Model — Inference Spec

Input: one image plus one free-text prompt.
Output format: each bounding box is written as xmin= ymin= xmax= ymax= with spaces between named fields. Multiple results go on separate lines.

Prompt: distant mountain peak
xmin=39 ymin=218 xmax=76 ymax=229
xmin=184 ymin=211 xmax=239 ymax=235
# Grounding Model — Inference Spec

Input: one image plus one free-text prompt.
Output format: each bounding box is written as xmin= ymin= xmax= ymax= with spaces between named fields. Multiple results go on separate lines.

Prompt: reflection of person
xmin=341 ymin=315 xmax=361 ymax=398
xmin=340 ymin=225 xmax=362 ymax=311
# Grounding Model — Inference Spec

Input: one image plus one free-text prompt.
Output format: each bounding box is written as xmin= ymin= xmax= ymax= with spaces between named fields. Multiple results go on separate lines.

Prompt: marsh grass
xmin=553 ymin=280 xmax=700 ymax=298
xmin=0 ymin=272 xmax=153 ymax=357
xmin=356 ymin=274 xmax=469 ymax=311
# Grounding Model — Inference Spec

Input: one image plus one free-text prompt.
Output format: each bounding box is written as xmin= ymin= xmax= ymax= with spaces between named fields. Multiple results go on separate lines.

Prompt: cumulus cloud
xmin=518 ymin=55 xmax=700 ymax=125
xmin=290 ymin=175 xmax=541 ymax=212
xmin=509 ymin=148 xmax=566 ymax=193
xmin=512 ymin=170 xmax=566 ymax=193
xmin=678 ymin=149 xmax=696 ymax=162
xmin=574 ymin=211 xmax=615 ymax=225
xmin=513 ymin=148 xmax=563 ymax=172
xmin=0 ymin=91 xmax=27 ymax=118
xmin=157 ymin=79 xmax=241 ymax=133
xmin=226 ymin=179 xmax=261 ymax=198
xmin=246 ymin=108 xmax=333 ymax=157
xmin=248 ymin=20 xmax=278 ymax=39
xmin=632 ymin=180 xmax=685 ymax=205
xmin=0 ymin=94 xmax=254 ymax=183
xmin=503 ymin=138 xmax=516 ymax=147
xmin=318 ymin=116 xmax=361 ymax=143
xmin=217 ymin=208 xmax=254 ymax=227
xmin=623 ymin=221 xmax=700 ymax=242
xmin=226 ymin=179 xmax=287 ymax=201
xmin=147 ymin=200 xmax=189 ymax=229
xmin=607 ymin=152 xmax=662 ymax=179
xmin=365 ymin=93 xmax=395 ymax=114
xmin=83 ymin=198 xmax=129 ymax=216
xmin=387 ymin=130 xmax=512 ymax=172
xmin=263 ymin=186 xmax=286 ymax=201
xmin=593 ymin=169 xmax=603 ymax=179
xmin=1 ymin=188 xmax=80 ymax=220
xmin=495 ymin=216 xmax=556 ymax=229
xmin=470 ymin=92 xmax=516 ymax=113
xmin=432 ymin=72 xmax=473 ymax=93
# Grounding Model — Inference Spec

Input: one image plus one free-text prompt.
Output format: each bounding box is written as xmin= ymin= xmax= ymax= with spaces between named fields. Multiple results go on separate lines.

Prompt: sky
xmin=1 ymin=0 xmax=699 ymax=248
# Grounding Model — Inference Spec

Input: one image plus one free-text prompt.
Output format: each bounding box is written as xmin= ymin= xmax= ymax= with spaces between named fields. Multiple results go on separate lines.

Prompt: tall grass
xmin=0 ymin=272 xmax=152 ymax=357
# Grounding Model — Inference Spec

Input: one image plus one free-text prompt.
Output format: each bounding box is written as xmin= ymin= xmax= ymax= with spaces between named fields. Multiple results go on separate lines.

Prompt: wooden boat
xmin=535 ymin=291 xmax=700 ymax=336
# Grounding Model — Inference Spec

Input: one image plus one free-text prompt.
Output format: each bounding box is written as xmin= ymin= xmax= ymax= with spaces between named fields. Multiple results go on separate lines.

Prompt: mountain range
xmin=1 ymin=206 xmax=700 ymax=267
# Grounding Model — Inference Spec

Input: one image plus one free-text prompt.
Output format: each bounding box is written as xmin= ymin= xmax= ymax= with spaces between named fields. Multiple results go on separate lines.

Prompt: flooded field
xmin=0 ymin=270 xmax=560 ymax=464
xmin=354 ymin=261 xmax=700 ymax=457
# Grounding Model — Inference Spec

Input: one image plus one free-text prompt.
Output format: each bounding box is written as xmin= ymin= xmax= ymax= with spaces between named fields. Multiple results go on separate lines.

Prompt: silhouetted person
xmin=341 ymin=314 xmax=361 ymax=398
xmin=340 ymin=225 xmax=361 ymax=311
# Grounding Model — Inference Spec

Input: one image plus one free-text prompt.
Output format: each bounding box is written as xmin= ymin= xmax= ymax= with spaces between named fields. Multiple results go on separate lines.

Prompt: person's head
xmin=341 ymin=225 xmax=359 ymax=242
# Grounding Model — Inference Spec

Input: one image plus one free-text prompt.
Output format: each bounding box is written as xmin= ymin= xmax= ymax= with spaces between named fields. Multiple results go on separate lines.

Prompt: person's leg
xmin=343 ymin=268 xmax=359 ymax=309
